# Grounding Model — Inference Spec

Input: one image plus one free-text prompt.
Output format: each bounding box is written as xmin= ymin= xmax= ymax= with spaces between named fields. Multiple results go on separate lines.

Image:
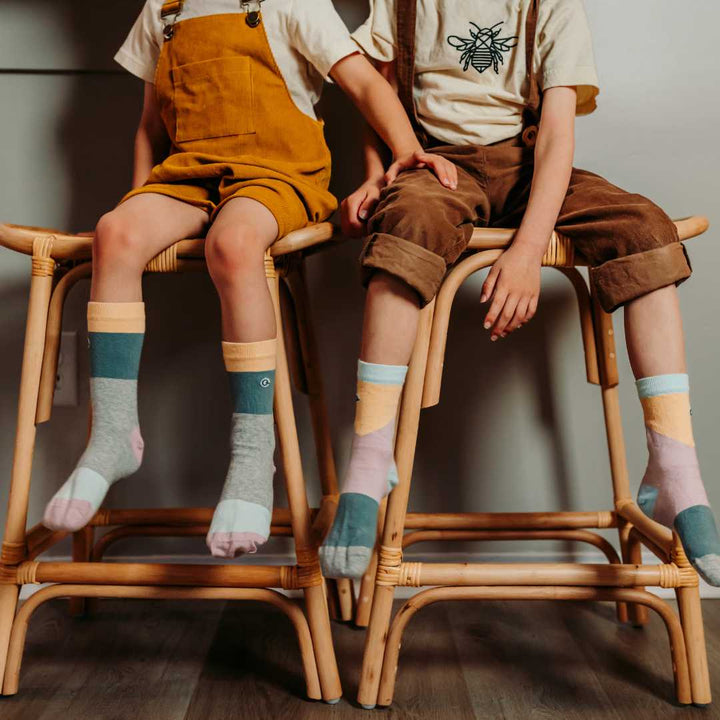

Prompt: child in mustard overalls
xmin=320 ymin=0 xmax=720 ymax=586
xmin=42 ymin=0 xmax=456 ymax=559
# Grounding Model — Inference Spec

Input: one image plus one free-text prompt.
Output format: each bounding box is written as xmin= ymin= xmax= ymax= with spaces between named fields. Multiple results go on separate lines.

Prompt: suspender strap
xmin=396 ymin=0 xmax=428 ymax=146
xmin=161 ymin=0 xmax=184 ymax=18
xmin=522 ymin=0 xmax=542 ymax=145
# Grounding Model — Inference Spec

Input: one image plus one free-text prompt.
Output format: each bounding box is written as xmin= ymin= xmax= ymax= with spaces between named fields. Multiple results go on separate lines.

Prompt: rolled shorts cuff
xmin=590 ymin=242 xmax=692 ymax=313
xmin=213 ymin=184 xmax=309 ymax=239
xmin=360 ymin=233 xmax=447 ymax=306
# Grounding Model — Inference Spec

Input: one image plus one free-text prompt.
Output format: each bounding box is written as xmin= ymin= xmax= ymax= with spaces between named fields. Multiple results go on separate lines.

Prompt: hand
xmin=385 ymin=149 xmax=458 ymax=190
xmin=341 ymin=177 xmax=385 ymax=238
xmin=481 ymin=244 xmax=543 ymax=341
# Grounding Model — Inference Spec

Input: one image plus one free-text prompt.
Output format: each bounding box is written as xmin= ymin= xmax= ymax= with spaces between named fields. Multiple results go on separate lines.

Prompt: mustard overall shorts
xmin=123 ymin=0 xmax=337 ymax=237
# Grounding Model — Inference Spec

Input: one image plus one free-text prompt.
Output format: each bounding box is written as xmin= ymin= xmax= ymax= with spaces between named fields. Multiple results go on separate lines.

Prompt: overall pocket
xmin=172 ymin=56 xmax=255 ymax=143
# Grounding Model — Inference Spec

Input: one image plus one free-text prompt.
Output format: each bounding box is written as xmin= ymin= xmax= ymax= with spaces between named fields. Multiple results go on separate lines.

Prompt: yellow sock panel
xmin=354 ymin=380 xmax=404 ymax=436
xmin=640 ymin=392 xmax=695 ymax=447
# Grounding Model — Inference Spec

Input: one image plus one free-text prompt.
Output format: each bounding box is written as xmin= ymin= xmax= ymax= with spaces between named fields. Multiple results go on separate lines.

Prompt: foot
xmin=319 ymin=493 xmax=380 ymax=578
xmin=637 ymin=429 xmax=720 ymax=586
xmin=43 ymin=380 xmax=144 ymax=532
xmin=206 ymin=414 xmax=275 ymax=558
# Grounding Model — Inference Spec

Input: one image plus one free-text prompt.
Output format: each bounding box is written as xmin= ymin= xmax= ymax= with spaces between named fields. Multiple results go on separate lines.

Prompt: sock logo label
xmin=259 ymin=377 xmax=271 ymax=388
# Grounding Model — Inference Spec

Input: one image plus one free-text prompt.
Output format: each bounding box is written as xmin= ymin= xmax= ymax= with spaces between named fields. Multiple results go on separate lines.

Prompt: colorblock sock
xmin=206 ymin=339 xmax=276 ymax=558
xmin=636 ymin=373 xmax=720 ymax=585
xmin=43 ymin=302 xmax=145 ymax=532
xmin=320 ymin=360 xmax=407 ymax=578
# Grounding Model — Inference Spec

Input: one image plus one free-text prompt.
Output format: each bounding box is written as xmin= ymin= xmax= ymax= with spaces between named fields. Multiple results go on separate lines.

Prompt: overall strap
xmin=522 ymin=0 xmax=541 ymax=146
xmin=161 ymin=0 xmax=185 ymax=40
xmin=395 ymin=0 xmax=428 ymax=146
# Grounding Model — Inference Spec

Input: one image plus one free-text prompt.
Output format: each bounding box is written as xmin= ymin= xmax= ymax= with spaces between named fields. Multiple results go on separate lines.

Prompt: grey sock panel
xmin=220 ymin=413 xmax=276 ymax=512
xmin=79 ymin=377 xmax=144 ymax=480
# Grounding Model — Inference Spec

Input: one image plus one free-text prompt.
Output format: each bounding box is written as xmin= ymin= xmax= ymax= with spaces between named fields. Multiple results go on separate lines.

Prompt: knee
xmin=626 ymin=198 xmax=678 ymax=252
xmin=369 ymin=183 xmax=430 ymax=237
xmin=205 ymin=226 xmax=266 ymax=281
xmin=93 ymin=212 xmax=148 ymax=269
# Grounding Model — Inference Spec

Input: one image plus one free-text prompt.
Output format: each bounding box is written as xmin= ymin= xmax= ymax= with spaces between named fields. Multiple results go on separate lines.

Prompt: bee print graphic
xmin=447 ymin=21 xmax=518 ymax=75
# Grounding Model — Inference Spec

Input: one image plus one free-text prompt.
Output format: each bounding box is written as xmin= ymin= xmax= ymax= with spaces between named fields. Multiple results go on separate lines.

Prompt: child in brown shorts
xmin=41 ymin=0 xmax=457 ymax=560
xmin=320 ymin=0 xmax=720 ymax=586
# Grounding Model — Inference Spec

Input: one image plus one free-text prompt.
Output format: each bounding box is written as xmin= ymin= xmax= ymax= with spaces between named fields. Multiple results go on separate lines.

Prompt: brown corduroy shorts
xmin=361 ymin=137 xmax=691 ymax=312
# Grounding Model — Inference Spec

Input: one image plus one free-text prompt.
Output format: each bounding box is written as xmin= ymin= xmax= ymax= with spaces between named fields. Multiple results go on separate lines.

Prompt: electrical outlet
xmin=54 ymin=331 xmax=78 ymax=407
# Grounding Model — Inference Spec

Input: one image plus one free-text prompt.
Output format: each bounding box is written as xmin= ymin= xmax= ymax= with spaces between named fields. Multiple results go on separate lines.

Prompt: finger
xmin=480 ymin=266 xmax=499 ymax=304
xmin=505 ymin=298 xmax=530 ymax=335
xmin=422 ymin=156 xmax=455 ymax=189
xmin=444 ymin=160 xmax=458 ymax=189
xmin=384 ymin=163 xmax=399 ymax=185
xmin=484 ymin=286 xmax=507 ymax=331
xmin=358 ymin=189 xmax=380 ymax=222
xmin=340 ymin=198 xmax=353 ymax=238
xmin=526 ymin=296 xmax=539 ymax=321
xmin=341 ymin=194 xmax=364 ymax=237
xmin=491 ymin=295 xmax=520 ymax=340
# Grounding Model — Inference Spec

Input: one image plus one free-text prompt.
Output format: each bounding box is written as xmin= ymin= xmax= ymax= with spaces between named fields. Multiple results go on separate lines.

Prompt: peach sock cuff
xmin=222 ymin=339 xmax=277 ymax=372
xmin=87 ymin=302 xmax=145 ymax=334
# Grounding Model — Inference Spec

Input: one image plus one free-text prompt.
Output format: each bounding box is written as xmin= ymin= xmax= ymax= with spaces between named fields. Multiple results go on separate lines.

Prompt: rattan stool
xmin=355 ymin=216 xmax=712 ymax=708
xmin=0 ymin=222 xmax=348 ymax=702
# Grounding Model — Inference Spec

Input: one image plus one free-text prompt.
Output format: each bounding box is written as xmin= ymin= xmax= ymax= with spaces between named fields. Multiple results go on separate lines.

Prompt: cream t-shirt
xmin=115 ymin=0 xmax=359 ymax=119
xmin=352 ymin=0 xmax=600 ymax=146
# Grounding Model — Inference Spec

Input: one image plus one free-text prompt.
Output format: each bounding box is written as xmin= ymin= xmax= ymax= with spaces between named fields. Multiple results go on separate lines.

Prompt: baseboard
xmin=19 ymin=549 xmax=720 ymax=601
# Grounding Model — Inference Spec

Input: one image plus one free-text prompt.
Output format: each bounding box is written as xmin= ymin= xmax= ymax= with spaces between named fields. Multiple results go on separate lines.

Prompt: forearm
xmin=131 ymin=82 xmax=170 ymax=189
xmin=331 ymin=54 xmax=421 ymax=160
xmin=362 ymin=124 xmax=390 ymax=181
xmin=513 ymin=129 xmax=574 ymax=259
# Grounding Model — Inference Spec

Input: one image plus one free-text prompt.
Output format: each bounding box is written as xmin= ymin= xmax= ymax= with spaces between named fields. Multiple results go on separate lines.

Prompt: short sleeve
xmin=537 ymin=0 xmax=599 ymax=115
xmin=114 ymin=0 xmax=163 ymax=83
xmin=351 ymin=0 xmax=397 ymax=63
xmin=289 ymin=0 xmax=360 ymax=79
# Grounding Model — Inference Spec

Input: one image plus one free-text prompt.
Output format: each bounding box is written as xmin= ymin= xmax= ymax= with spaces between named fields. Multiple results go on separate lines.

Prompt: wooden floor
xmin=1 ymin=597 xmax=719 ymax=719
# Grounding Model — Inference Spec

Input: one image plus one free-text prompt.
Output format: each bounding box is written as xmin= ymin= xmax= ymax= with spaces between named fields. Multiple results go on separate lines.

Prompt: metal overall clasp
xmin=242 ymin=0 xmax=265 ymax=28
xmin=161 ymin=0 xmax=185 ymax=40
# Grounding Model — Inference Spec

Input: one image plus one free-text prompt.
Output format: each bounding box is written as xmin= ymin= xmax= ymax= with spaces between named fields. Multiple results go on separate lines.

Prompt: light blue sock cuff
xmin=358 ymin=360 xmax=409 ymax=385
xmin=636 ymin=373 xmax=689 ymax=398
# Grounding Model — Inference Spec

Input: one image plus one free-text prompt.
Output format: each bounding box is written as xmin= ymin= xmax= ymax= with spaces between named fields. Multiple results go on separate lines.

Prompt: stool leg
xmin=0 ymin=244 xmax=55 ymax=681
xmin=619 ymin=520 xmax=649 ymax=626
xmin=284 ymin=265 xmax=355 ymax=623
xmin=676 ymin=584 xmax=711 ymax=705
xmin=0 ymin=586 xmax=20 ymax=692
xmin=69 ymin=526 xmax=94 ymax=617
xmin=592 ymin=300 xmax=639 ymax=624
xmin=269 ymin=265 xmax=342 ymax=702
xmin=357 ymin=302 xmax=435 ymax=709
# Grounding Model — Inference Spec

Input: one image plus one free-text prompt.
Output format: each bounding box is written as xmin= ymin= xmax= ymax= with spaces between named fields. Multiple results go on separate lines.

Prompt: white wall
xmin=0 ymin=1 xmax=718 ymax=562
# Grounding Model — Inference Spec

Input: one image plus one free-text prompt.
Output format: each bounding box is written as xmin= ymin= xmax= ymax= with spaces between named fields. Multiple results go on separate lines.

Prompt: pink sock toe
xmin=43 ymin=498 xmax=95 ymax=532
xmin=207 ymin=532 xmax=267 ymax=558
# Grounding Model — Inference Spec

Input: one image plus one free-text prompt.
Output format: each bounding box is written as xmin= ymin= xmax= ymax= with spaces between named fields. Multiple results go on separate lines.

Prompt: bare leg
xmin=320 ymin=271 xmax=419 ymax=578
xmin=43 ymin=193 xmax=208 ymax=532
xmin=91 ymin=193 xmax=208 ymax=301
xmin=205 ymin=197 xmax=279 ymax=342
xmin=624 ymin=285 xmax=686 ymax=378
xmin=361 ymin=272 xmax=421 ymax=365
xmin=204 ymin=198 xmax=280 ymax=558
xmin=624 ymin=284 xmax=720 ymax=586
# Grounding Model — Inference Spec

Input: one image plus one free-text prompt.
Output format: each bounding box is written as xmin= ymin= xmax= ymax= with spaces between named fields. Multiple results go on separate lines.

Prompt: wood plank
xmin=185 ymin=599 xmax=475 ymax=720
xmin=559 ymin=600 xmax=715 ymax=719
xmin=448 ymin=600 xmax=622 ymax=720
xmin=0 ymin=598 xmax=224 ymax=720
